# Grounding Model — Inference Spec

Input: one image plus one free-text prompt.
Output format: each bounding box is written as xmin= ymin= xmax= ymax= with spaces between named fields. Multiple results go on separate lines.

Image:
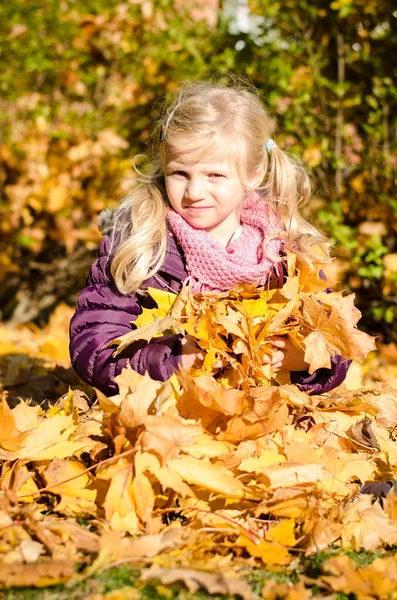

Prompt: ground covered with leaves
xmin=2 ymin=261 xmax=397 ymax=599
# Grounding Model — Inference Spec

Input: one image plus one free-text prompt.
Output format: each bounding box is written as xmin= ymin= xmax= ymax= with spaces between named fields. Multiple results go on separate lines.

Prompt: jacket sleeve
xmin=69 ymin=237 xmax=183 ymax=396
xmin=290 ymin=355 xmax=351 ymax=394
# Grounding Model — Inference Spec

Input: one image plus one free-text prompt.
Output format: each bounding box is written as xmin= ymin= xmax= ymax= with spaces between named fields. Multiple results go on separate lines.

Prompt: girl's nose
xmin=185 ymin=177 xmax=206 ymax=201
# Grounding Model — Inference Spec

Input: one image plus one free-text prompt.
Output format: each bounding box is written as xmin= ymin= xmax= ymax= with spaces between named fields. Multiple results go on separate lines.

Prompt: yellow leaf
xmin=183 ymin=434 xmax=234 ymax=459
xmin=341 ymin=494 xmax=397 ymax=550
xmin=303 ymin=330 xmax=332 ymax=371
xmin=111 ymin=286 xmax=189 ymax=355
xmin=0 ymin=396 xmax=28 ymax=452
xmin=265 ymin=519 xmax=297 ymax=547
xmin=141 ymin=415 xmax=201 ymax=463
xmin=1 ymin=463 xmax=38 ymax=500
xmin=238 ymin=450 xmax=286 ymax=472
xmin=119 ymin=372 xmax=163 ymax=430
xmin=131 ymin=472 xmax=155 ymax=523
xmin=17 ymin=413 xmax=91 ymax=460
xmin=11 ymin=401 xmax=40 ymax=432
xmin=98 ymin=458 xmax=139 ymax=535
xmin=321 ymin=554 xmax=397 ymax=599
xmin=43 ymin=458 xmax=97 ymax=516
xmin=177 ymin=371 xmax=246 ymax=416
xmin=168 ymin=455 xmax=244 ymax=498
xmin=133 ymin=307 xmax=159 ymax=329
xmin=140 ymin=567 xmax=256 ymax=599
xmin=235 ymin=534 xmax=291 ymax=565
xmin=263 ymin=463 xmax=330 ymax=488
xmin=302 ymin=294 xmax=376 ymax=372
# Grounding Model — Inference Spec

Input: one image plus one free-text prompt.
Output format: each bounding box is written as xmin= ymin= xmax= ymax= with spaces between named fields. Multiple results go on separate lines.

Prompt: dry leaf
xmin=140 ymin=567 xmax=258 ymax=600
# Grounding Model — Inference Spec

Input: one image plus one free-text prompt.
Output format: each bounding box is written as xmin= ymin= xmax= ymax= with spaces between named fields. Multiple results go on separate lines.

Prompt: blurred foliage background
xmin=1 ymin=0 xmax=396 ymax=344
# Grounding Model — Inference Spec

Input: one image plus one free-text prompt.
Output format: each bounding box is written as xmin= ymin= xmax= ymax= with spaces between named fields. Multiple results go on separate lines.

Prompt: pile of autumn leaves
xmin=3 ymin=254 xmax=397 ymax=596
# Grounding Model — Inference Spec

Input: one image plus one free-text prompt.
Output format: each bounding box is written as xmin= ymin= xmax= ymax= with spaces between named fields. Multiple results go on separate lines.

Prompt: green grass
xmin=0 ymin=550 xmax=391 ymax=600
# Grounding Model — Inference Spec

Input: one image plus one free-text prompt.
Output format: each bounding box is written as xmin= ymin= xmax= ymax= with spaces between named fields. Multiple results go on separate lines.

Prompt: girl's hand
xmin=263 ymin=336 xmax=309 ymax=372
xmin=181 ymin=335 xmax=204 ymax=370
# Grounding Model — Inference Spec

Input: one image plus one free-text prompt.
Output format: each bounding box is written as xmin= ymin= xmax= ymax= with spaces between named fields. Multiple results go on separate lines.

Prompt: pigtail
xmin=110 ymin=180 xmax=168 ymax=294
xmin=265 ymin=146 xmax=332 ymax=265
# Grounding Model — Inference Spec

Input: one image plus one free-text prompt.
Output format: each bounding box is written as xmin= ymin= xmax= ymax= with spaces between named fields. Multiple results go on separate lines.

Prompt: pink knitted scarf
xmin=167 ymin=192 xmax=284 ymax=293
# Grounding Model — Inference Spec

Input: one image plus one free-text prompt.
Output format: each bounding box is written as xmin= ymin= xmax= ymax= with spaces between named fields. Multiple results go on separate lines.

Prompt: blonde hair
xmin=110 ymin=76 xmax=331 ymax=294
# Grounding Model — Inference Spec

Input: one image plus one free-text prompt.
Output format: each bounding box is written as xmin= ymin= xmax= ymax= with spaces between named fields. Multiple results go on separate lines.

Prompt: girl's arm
xmin=69 ymin=283 xmax=184 ymax=396
xmin=290 ymin=355 xmax=351 ymax=394
xmin=263 ymin=335 xmax=351 ymax=393
xmin=261 ymin=266 xmax=351 ymax=394
xmin=69 ymin=238 xmax=184 ymax=397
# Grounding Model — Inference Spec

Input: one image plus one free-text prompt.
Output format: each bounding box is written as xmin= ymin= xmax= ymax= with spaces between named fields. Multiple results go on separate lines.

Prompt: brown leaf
xmin=140 ymin=567 xmax=258 ymax=600
xmin=321 ymin=554 xmax=397 ymax=600
xmin=0 ymin=559 xmax=74 ymax=587
xmin=347 ymin=417 xmax=380 ymax=452
xmin=341 ymin=494 xmax=397 ymax=550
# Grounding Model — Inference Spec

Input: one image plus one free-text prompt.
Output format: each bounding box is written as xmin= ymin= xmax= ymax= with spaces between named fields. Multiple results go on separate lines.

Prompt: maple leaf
xmin=321 ymin=554 xmax=397 ymax=600
xmin=302 ymin=330 xmax=332 ymax=371
xmin=140 ymin=567 xmax=258 ymax=600
xmin=237 ymin=450 xmax=286 ymax=472
xmin=359 ymin=383 xmax=397 ymax=428
xmin=257 ymin=486 xmax=322 ymax=519
xmin=140 ymin=414 xmax=202 ymax=463
xmin=341 ymin=494 xmax=397 ymax=550
xmin=1 ymin=463 xmax=38 ymax=500
xmin=111 ymin=285 xmax=189 ymax=355
xmin=133 ymin=287 xmax=178 ymax=329
xmin=130 ymin=471 xmax=155 ymax=523
xmin=301 ymin=293 xmax=376 ymax=373
xmin=19 ymin=413 xmax=91 ymax=460
xmin=234 ymin=534 xmax=291 ymax=566
xmin=118 ymin=371 xmax=163 ymax=431
xmin=43 ymin=516 xmax=100 ymax=553
xmin=305 ymin=518 xmax=343 ymax=553
xmin=346 ymin=416 xmax=380 ymax=451
xmin=168 ymin=455 xmax=245 ymax=498
xmin=97 ymin=458 xmax=140 ymax=534
xmin=177 ymin=371 xmax=246 ymax=416
xmin=96 ymin=528 xmax=186 ymax=565
xmin=11 ymin=401 xmax=40 ymax=432
xmin=42 ymin=458 xmax=97 ymax=516
xmin=0 ymin=395 xmax=29 ymax=454
xmin=134 ymin=449 xmax=195 ymax=498
xmin=0 ymin=560 xmax=75 ymax=588
xmin=260 ymin=579 xmax=311 ymax=600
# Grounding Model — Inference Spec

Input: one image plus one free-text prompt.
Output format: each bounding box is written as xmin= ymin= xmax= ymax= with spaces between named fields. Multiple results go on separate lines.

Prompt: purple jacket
xmin=69 ymin=229 xmax=350 ymax=396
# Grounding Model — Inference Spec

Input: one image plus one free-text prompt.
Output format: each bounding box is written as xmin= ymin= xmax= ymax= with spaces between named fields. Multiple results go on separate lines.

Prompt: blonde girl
xmin=70 ymin=77 xmax=349 ymax=395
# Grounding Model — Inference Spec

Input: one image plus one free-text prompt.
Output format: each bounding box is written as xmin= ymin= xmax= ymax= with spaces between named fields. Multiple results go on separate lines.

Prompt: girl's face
xmin=164 ymin=157 xmax=250 ymax=246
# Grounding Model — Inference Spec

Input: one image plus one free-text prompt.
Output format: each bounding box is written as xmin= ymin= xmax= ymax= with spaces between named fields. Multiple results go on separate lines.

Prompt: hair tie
xmin=265 ymin=138 xmax=278 ymax=152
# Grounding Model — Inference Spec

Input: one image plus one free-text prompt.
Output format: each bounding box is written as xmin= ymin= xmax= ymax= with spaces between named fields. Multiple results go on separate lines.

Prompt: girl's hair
xmin=109 ymin=75 xmax=331 ymax=294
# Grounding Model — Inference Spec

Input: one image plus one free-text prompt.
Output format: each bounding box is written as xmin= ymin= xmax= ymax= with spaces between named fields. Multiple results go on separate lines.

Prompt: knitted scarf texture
xmin=167 ymin=192 xmax=283 ymax=293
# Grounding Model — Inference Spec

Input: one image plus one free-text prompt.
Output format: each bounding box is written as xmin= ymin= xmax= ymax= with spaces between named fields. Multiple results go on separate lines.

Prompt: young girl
xmin=69 ymin=78 xmax=350 ymax=397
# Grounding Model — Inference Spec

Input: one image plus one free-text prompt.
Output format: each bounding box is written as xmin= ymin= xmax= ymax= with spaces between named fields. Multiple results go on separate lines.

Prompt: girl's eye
xmin=171 ymin=171 xmax=188 ymax=177
xmin=210 ymin=173 xmax=225 ymax=178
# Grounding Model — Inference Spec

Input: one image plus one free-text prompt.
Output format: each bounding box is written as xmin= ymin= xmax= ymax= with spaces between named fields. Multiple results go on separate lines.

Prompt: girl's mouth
xmin=185 ymin=206 xmax=211 ymax=211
